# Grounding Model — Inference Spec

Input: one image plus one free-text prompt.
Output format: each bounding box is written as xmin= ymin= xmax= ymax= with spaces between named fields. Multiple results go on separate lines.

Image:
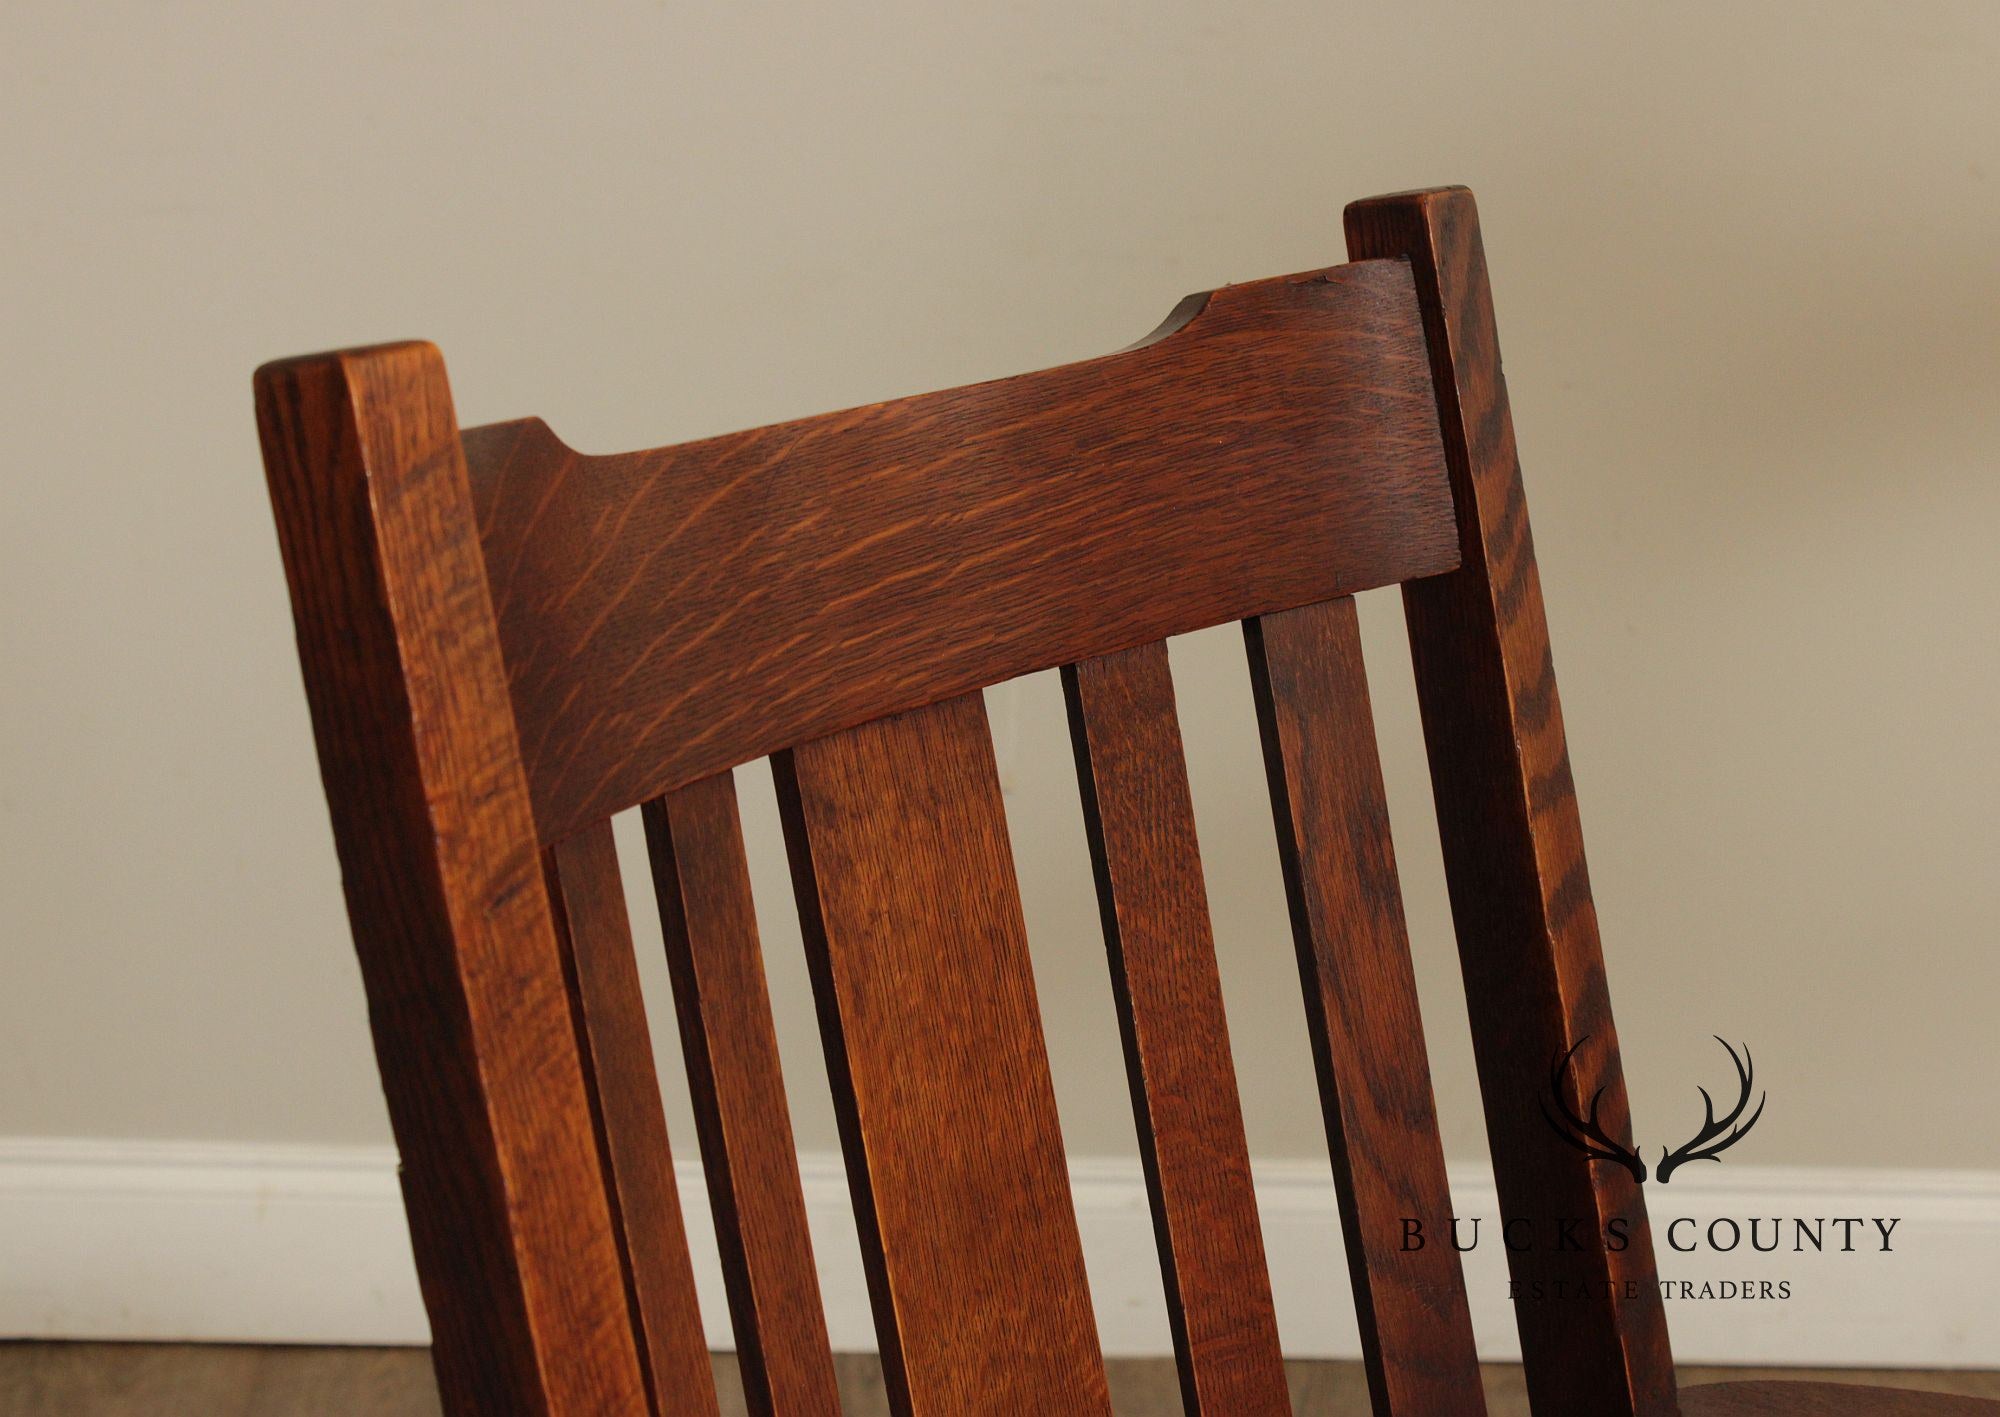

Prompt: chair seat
xmin=1681 ymin=1381 xmax=2000 ymax=1415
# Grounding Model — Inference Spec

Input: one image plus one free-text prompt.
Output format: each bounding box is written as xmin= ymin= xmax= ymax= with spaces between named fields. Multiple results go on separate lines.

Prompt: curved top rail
xmin=461 ymin=257 xmax=1457 ymax=841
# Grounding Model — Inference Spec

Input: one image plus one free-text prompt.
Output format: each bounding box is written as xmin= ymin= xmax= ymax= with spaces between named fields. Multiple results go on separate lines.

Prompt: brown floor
xmin=1 ymin=1344 xmax=1996 ymax=1415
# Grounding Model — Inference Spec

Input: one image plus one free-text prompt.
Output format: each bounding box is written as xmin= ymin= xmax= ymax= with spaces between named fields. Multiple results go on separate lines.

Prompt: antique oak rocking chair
xmin=256 ymin=188 xmax=1990 ymax=1415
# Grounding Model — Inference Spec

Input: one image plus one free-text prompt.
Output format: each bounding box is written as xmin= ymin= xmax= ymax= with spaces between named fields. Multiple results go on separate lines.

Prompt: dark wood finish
xmin=774 ymin=692 xmax=1110 ymax=1416
xmin=459 ymin=259 xmax=1457 ymax=841
xmin=254 ymin=343 xmax=649 ymax=1415
xmin=1244 ymin=595 xmax=1485 ymax=1415
xmin=543 ymin=822 xmax=720 ymax=1415
xmin=258 ymin=189 xmax=1936 ymax=1417
xmin=641 ymin=776 xmax=842 ymax=1416
xmin=1062 ymin=642 xmax=1289 ymax=1416
xmin=1346 ymin=185 xmax=1677 ymax=1414
xmin=1679 ymin=1384 xmax=2000 ymax=1416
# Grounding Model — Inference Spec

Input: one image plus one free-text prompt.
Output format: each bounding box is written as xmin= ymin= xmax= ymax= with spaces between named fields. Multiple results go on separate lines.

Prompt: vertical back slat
xmin=1346 ymin=186 xmax=1676 ymax=1416
xmin=1061 ymin=643 xmax=1289 ymax=1416
xmin=641 ymin=774 xmax=842 ymax=1416
xmin=774 ymin=691 xmax=1110 ymax=1417
xmin=1244 ymin=596 xmax=1484 ymax=1416
xmin=544 ymin=821 xmax=720 ymax=1417
xmin=254 ymin=343 xmax=649 ymax=1415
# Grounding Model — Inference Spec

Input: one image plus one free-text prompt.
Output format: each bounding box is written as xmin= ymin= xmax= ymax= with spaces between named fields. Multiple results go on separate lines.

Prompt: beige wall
xmin=3 ymin=2 xmax=1996 ymax=1174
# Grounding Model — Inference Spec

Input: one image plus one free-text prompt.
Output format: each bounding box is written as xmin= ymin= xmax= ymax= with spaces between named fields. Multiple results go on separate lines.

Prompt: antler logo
xmin=1541 ymin=1036 xmax=1765 ymax=1184
xmin=1541 ymin=1038 xmax=1648 ymax=1182
xmin=1656 ymin=1037 xmax=1766 ymax=1183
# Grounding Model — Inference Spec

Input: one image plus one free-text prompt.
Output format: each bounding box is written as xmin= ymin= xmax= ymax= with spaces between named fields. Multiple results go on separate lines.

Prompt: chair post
xmin=1345 ymin=189 xmax=1679 ymax=1415
xmin=255 ymin=344 xmax=651 ymax=1416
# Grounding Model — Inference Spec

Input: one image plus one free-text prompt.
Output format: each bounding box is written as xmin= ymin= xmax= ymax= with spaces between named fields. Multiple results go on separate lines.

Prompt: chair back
xmin=255 ymin=185 xmax=1674 ymax=1416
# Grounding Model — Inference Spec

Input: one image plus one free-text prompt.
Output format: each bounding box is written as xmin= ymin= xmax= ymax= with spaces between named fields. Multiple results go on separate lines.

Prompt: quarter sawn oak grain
xmin=460 ymin=258 xmax=1456 ymax=842
xmin=774 ymin=694 xmax=1110 ymax=1417
xmin=1245 ymin=596 xmax=1484 ymax=1416
xmin=255 ymin=344 xmax=649 ymax=1416
xmin=258 ymin=189 xmax=1992 ymax=1417
xmin=642 ymin=777 xmax=842 ymax=1417
xmin=544 ymin=822 xmax=719 ymax=1415
xmin=1064 ymin=643 xmax=1289 ymax=1416
xmin=1346 ymin=186 xmax=1676 ymax=1415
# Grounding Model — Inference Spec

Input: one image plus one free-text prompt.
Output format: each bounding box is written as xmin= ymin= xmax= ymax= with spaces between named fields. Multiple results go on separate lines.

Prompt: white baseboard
xmin=3 ymin=1138 xmax=1995 ymax=1367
